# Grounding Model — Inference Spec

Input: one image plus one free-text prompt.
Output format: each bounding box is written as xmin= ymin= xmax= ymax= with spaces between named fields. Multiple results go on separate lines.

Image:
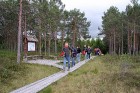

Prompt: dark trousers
xmin=87 ymin=53 xmax=90 ymax=59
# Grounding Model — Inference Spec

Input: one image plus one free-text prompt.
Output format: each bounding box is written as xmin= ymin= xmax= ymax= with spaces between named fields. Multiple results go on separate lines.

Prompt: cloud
xmin=61 ymin=0 xmax=132 ymax=37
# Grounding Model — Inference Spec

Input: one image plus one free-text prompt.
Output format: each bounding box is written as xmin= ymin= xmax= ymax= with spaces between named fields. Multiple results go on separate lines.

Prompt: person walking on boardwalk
xmin=63 ymin=42 xmax=72 ymax=71
xmin=76 ymin=46 xmax=81 ymax=62
xmin=82 ymin=45 xmax=87 ymax=59
xmin=87 ymin=46 xmax=92 ymax=59
xmin=94 ymin=48 xmax=102 ymax=55
xmin=71 ymin=46 xmax=77 ymax=67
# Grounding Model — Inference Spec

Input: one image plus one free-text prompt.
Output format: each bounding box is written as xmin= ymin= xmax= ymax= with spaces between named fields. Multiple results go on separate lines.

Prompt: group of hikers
xmin=60 ymin=42 xmax=102 ymax=71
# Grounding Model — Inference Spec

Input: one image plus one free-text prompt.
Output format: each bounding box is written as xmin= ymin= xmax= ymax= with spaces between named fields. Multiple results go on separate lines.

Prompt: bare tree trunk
xmin=109 ymin=36 xmax=111 ymax=54
xmin=72 ymin=20 xmax=76 ymax=47
xmin=21 ymin=34 xmax=23 ymax=52
xmin=47 ymin=26 xmax=51 ymax=56
xmin=48 ymin=38 xmax=51 ymax=56
xmin=111 ymin=36 xmax=113 ymax=54
xmin=44 ymin=32 xmax=46 ymax=56
xmin=130 ymin=32 xmax=133 ymax=54
xmin=138 ymin=35 xmax=139 ymax=54
xmin=128 ymin=27 xmax=131 ymax=54
xmin=73 ymin=25 xmax=76 ymax=47
xmin=10 ymin=37 xmax=12 ymax=51
xmin=75 ymin=27 xmax=78 ymax=47
xmin=113 ymin=29 xmax=116 ymax=54
xmin=136 ymin=34 xmax=138 ymax=55
xmin=119 ymin=43 xmax=121 ymax=55
xmin=133 ymin=22 xmax=136 ymax=55
xmin=121 ymin=23 xmax=124 ymax=54
xmin=39 ymin=31 xmax=42 ymax=55
xmin=61 ymin=29 xmax=64 ymax=50
xmin=24 ymin=15 xmax=27 ymax=61
xmin=54 ymin=31 xmax=57 ymax=55
xmin=17 ymin=0 xmax=22 ymax=64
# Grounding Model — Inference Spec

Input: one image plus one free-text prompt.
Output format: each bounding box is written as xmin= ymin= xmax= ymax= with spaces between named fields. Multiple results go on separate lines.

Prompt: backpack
xmin=59 ymin=51 xmax=65 ymax=57
xmin=72 ymin=48 xmax=77 ymax=57
xmin=82 ymin=50 xmax=86 ymax=55
xmin=87 ymin=48 xmax=91 ymax=54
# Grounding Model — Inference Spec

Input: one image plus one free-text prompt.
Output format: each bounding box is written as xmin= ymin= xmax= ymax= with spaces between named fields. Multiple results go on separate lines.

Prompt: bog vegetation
xmin=0 ymin=50 xmax=59 ymax=93
xmin=39 ymin=55 xmax=140 ymax=93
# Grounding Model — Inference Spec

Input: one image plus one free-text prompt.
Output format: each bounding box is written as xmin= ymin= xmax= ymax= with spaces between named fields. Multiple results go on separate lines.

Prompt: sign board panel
xmin=28 ymin=42 xmax=35 ymax=51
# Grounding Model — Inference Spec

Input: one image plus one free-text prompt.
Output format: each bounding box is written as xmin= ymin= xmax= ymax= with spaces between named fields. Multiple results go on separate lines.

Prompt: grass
xmin=39 ymin=55 xmax=140 ymax=93
xmin=0 ymin=50 xmax=60 ymax=93
xmin=0 ymin=64 xmax=60 ymax=93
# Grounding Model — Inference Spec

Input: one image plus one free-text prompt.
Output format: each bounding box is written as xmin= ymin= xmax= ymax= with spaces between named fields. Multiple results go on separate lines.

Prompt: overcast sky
xmin=61 ymin=0 xmax=134 ymax=38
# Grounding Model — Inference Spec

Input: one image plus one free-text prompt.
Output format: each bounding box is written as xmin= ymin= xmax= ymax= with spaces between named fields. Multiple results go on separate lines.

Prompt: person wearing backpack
xmin=71 ymin=46 xmax=77 ymax=67
xmin=76 ymin=46 xmax=81 ymax=62
xmin=87 ymin=46 xmax=92 ymax=59
xmin=63 ymin=42 xmax=72 ymax=71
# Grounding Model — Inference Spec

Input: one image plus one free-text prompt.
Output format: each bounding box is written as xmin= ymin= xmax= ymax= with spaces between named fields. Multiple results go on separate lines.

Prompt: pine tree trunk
xmin=136 ymin=34 xmax=138 ymax=55
xmin=44 ymin=32 xmax=47 ymax=56
xmin=121 ymin=23 xmax=124 ymax=54
xmin=113 ymin=29 xmax=116 ymax=54
xmin=128 ymin=26 xmax=131 ymax=54
xmin=109 ymin=36 xmax=111 ymax=54
xmin=24 ymin=15 xmax=27 ymax=59
xmin=111 ymin=36 xmax=113 ymax=54
xmin=72 ymin=26 xmax=76 ymax=47
xmin=72 ymin=20 xmax=76 ymax=47
xmin=48 ymin=38 xmax=51 ymax=56
xmin=119 ymin=43 xmax=121 ymax=55
xmin=61 ymin=29 xmax=64 ymax=50
xmin=54 ymin=31 xmax=57 ymax=55
xmin=17 ymin=0 xmax=22 ymax=64
xmin=138 ymin=35 xmax=139 ymax=54
xmin=131 ymin=31 xmax=133 ymax=55
xmin=133 ymin=22 xmax=136 ymax=55
xmin=39 ymin=31 xmax=42 ymax=55
xmin=48 ymin=27 xmax=51 ymax=56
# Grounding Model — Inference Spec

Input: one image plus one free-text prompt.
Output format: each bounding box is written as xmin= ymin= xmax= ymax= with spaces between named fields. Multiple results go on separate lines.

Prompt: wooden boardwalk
xmin=10 ymin=57 xmax=95 ymax=93
xmin=27 ymin=59 xmax=64 ymax=69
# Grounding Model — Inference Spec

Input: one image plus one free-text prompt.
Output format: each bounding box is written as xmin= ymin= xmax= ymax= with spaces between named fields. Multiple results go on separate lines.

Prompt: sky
xmin=61 ymin=0 xmax=133 ymax=38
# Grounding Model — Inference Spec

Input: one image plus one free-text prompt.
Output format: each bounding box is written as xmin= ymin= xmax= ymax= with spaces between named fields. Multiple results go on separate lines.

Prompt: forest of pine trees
xmin=101 ymin=0 xmax=140 ymax=55
xmin=0 ymin=0 xmax=91 ymax=56
xmin=1 ymin=0 xmax=140 ymax=56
